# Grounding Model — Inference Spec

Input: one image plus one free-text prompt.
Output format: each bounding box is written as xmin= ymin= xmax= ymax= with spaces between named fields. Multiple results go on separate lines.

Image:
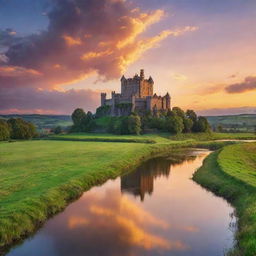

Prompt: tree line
xmin=143 ymin=107 xmax=211 ymax=133
xmin=71 ymin=107 xmax=210 ymax=135
xmin=0 ymin=118 xmax=37 ymax=141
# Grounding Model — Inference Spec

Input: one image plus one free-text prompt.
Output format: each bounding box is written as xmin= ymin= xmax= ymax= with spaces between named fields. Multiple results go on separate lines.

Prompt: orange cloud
xmin=1 ymin=0 xmax=198 ymax=91
xmin=62 ymin=35 xmax=82 ymax=46
xmin=81 ymin=50 xmax=113 ymax=61
xmin=0 ymin=66 xmax=42 ymax=77
xmin=116 ymin=9 xmax=165 ymax=49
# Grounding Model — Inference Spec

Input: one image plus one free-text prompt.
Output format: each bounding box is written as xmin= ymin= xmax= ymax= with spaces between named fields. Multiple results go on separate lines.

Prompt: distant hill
xmin=206 ymin=114 xmax=256 ymax=132
xmin=0 ymin=114 xmax=72 ymax=130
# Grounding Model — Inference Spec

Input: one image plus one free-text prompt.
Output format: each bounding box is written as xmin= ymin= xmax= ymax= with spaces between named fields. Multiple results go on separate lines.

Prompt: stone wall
xmin=140 ymin=80 xmax=153 ymax=98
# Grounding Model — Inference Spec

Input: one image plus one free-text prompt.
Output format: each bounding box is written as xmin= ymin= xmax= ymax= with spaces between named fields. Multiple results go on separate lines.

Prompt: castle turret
xmin=111 ymin=91 xmax=116 ymax=116
xmin=101 ymin=93 xmax=106 ymax=106
xmin=121 ymin=75 xmax=126 ymax=82
xmin=148 ymin=76 xmax=154 ymax=84
xmin=140 ymin=69 xmax=145 ymax=80
xmin=165 ymin=92 xmax=171 ymax=109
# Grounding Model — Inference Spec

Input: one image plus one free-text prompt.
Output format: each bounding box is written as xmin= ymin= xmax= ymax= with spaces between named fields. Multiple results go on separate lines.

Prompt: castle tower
xmin=111 ymin=91 xmax=116 ymax=116
xmin=165 ymin=92 xmax=171 ymax=109
xmin=101 ymin=93 xmax=106 ymax=106
xmin=140 ymin=69 xmax=145 ymax=80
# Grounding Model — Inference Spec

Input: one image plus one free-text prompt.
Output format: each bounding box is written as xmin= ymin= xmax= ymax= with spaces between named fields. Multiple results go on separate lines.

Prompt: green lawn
xmin=193 ymin=143 xmax=256 ymax=256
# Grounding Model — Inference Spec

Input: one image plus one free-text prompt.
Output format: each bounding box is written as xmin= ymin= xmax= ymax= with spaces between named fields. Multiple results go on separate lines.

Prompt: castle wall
xmin=121 ymin=78 xmax=140 ymax=99
xmin=150 ymin=96 xmax=164 ymax=110
xmin=140 ymin=80 xmax=153 ymax=98
xmin=135 ymin=98 xmax=147 ymax=112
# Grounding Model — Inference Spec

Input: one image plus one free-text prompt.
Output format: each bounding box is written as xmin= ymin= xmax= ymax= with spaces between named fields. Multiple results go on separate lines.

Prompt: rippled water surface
xmin=7 ymin=150 xmax=236 ymax=256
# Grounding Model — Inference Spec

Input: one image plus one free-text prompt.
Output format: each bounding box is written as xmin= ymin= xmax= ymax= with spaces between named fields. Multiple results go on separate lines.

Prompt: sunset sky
xmin=0 ymin=0 xmax=256 ymax=115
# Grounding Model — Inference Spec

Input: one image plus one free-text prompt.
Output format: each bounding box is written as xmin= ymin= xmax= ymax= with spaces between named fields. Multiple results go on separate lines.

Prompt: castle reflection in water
xmin=121 ymin=158 xmax=171 ymax=201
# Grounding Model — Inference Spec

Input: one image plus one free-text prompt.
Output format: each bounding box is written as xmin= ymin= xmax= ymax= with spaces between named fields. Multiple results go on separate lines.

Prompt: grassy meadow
xmin=0 ymin=134 xmax=191 ymax=249
xmin=193 ymin=143 xmax=256 ymax=256
xmin=0 ymin=132 xmax=255 ymax=251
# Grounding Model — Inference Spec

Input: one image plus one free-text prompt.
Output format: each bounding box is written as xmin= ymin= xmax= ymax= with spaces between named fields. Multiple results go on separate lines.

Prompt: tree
xmin=165 ymin=115 xmax=184 ymax=134
xmin=173 ymin=107 xmax=185 ymax=119
xmin=183 ymin=117 xmax=193 ymax=133
xmin=0 ymin=119 xmax=10 ymax=141
xmin=127 ymin=114 xmax=141 ymax=135
xmin=217 ymin=124 xmax=223 ymax=132
xmin=71 ymin=108 xmax=86 ymax=129
xmin=194 ymin=116 xmax=211 ymax=132
xmin=7 ymin=118 xmax=37 ymax=139
xmin=186 ymin=109 xmax=198 ymax=132
xmin=186 ymin=109 xmax=197 ymax=123
xmin=95 ymin=105 xmax=111 ymax=117
xmin=53 ymin=126 xmax=62 ymax=134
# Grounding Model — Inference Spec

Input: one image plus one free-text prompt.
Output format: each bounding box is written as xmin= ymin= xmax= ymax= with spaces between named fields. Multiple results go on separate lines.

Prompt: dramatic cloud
xmin=0 ymin=0 xmax=198 ymax=114
xmin=225 ymin=76 xmax=256 ymax=93
xmin=0 ymin=0 xmax=196 ymax=90
xmin=0 ymin=87 xmax=99 ymax=114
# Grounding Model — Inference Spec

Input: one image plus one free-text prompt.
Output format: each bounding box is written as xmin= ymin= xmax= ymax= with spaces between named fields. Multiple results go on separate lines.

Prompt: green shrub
xmin=7 ymin=118 xmax=37 ymax=139
xmin=0 ymin=119 xmax=10 ymax=141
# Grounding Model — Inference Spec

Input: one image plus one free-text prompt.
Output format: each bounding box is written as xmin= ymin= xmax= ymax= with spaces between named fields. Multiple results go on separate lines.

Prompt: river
xmin=6 ymin=149 xmax=236 ymax=256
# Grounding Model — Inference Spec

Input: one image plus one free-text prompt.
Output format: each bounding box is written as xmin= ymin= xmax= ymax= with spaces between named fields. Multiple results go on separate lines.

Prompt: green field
xmin=207 ymin=114 xmax=256 ymax=132
xmin=0 ymin=132 xmax=255 ymax=252
xmin=0 ymin=135 xmax=190 ymax=249
xmin=0 ymin=114 xmax=72 ymax=130
xmin=193 ymin=143 xmax=256 ymax=256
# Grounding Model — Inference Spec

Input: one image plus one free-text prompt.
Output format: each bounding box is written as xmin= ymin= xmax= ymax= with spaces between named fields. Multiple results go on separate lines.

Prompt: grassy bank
xmin=48 ymin=132 xmax=256 ymax=143
xmin=0 ymin=136 xmax=192 ymax=251
xmin=193 ymin=143 xmax=256 ymax=256
xmin=0 ymin=133 xmax=248 ymax=252
xmin=169 ymin=132 xmax=256 ymax=141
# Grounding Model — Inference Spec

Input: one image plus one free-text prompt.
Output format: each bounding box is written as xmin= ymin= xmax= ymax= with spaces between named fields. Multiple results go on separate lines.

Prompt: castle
xmin=100 ymin=69 xmax=171 ymax=116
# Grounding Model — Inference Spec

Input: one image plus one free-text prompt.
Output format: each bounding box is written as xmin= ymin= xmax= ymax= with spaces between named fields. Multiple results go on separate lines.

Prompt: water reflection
xmin=121 ymin=154 xmax=197 ymax=201
xmin=121 ymin=158 xmax=170 ymax=201
xmin=7 ymin=150 xmax=235 ymax=256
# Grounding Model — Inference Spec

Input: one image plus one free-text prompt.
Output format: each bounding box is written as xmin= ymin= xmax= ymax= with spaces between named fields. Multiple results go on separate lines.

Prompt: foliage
xmin=95 ymin=105 xmax=111 ymax=118
xmin=127 ymin=113 xmax=141 ymax=135
xmin=165 ymin=114 xmax=184 ymax=134
xmin=0 ymin=119 xmax=11 ymax=141
xmin=7 ymin=118 xmax=37 ymax=139
xmin=52 ymin=126 xmax=62 ymax=134
xmin=71 ymin=108 xmax=86 ymax=128
xmin=71 ymin=108 xmax=96 ymax=132
xmin=194 ymin=116 xmax=211 ymax=132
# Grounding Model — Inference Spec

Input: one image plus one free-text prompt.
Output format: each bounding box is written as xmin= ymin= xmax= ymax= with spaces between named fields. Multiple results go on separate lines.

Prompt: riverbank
xmin=193 ymin=143 xmax=256 ymax=256
xmin=0 ymin=133 xmax=254 ymax=253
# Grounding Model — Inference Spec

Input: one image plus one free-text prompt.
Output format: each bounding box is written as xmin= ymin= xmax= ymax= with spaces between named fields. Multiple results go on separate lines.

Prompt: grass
xmin=169 ymin=132 xmax=256 ymax=141
xmin=0 ymin=136 xmax=192 ymax=250
xmin=193 ymin=143 xmax=256 ymax=256
xmin=49 ymin=132 xmax=256 ymax=144
xmin=218 ymin=143 xmax=256 ymax=187
xmin=0 ymin=132 xmax=252 ymax=252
